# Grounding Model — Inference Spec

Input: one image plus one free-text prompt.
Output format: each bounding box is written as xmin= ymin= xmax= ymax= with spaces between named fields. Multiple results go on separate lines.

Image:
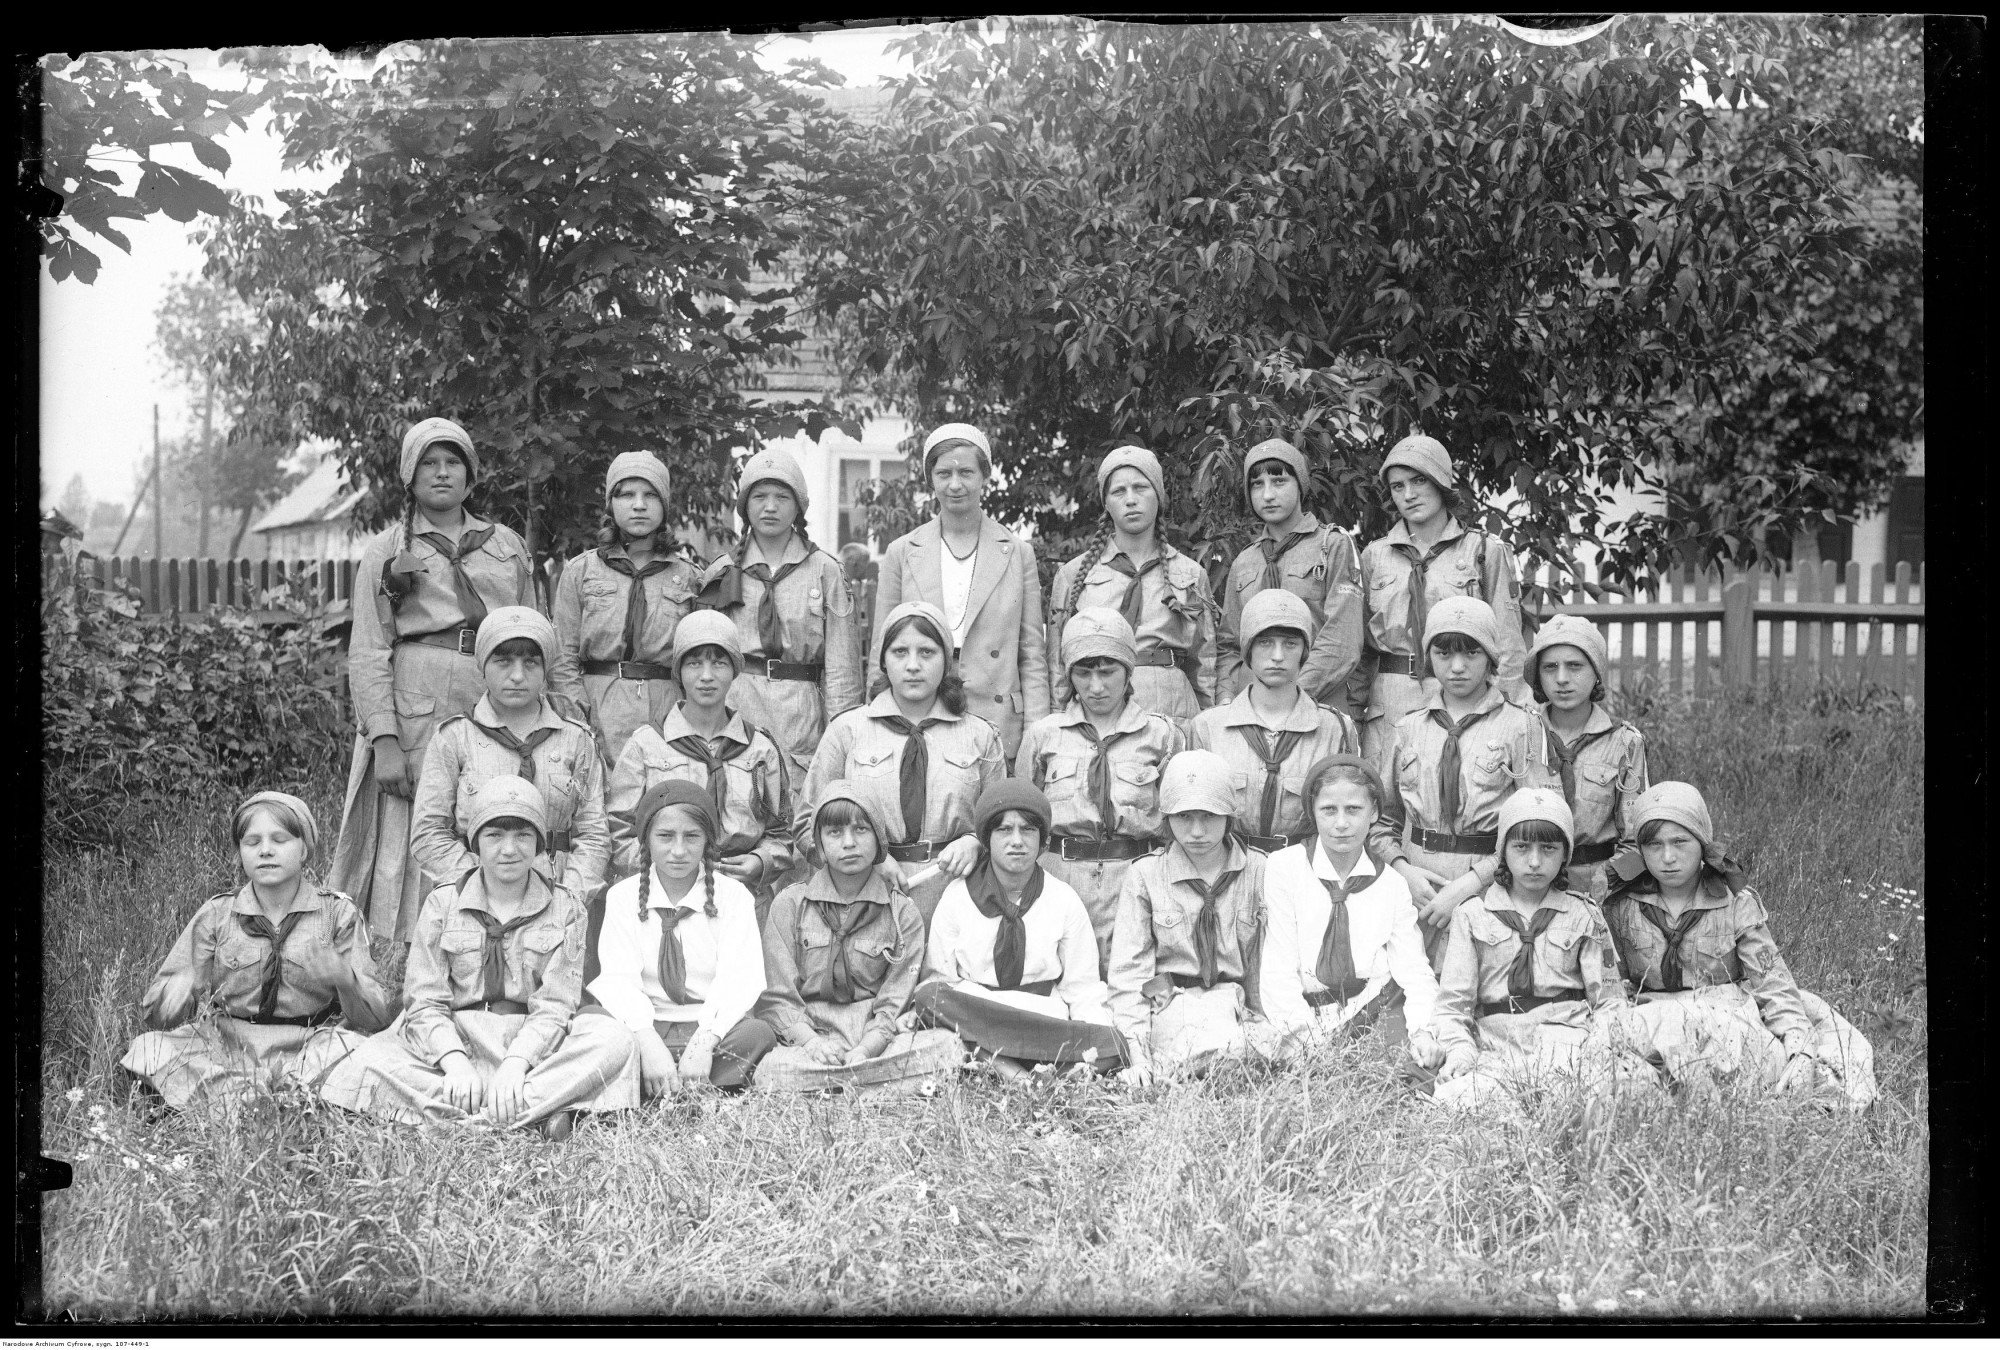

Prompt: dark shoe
xmin=542 ymin=1110 xmax=575 ymax=1142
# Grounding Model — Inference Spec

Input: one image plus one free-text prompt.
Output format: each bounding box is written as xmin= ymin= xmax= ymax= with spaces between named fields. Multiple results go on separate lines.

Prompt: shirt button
xmin=994 ymin=694 xmax=1003 ymax=702
xmin=989 ymin=648 xmax=1001 ymax=659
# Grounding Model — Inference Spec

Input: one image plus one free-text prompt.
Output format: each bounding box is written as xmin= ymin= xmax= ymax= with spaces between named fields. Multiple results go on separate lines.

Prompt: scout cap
xmin=1157 ymin=749 xmax=1236 ymax=819
xmin=1423 ymin=596 xmax=1502 ymax=666
xmin=974 ymin=778 xmax=1053 ymax=850
xmin=1379 ymin=433 xmax=1454 ymax=491
xmin=400 ymin=417 xmax=478 ymax=487
xmin=671 ymin=609 xmax=743 ymax=677
xmin=475 ymin=606 xmax=558 ymax=669
xmin=1096 ymin=445 xmax=1166 ymax=506
xmin=1242 ymin=437 xmax=1308 ymax=502
xmin=1495 ymin=787 xmax=1575 ymax=859
xmin=605 ymin=450 xmax=672 ymax=508
xmin=1528 ymin=613 xmax=1609 ymax=701
xmin=467 ymin=775 xmax=549 ymax=850
xmin=1061 ymin=606 xmax=1138 ymax=671
xmin=735 ymin=446 xmax=811 ymax=520
xmin=922 ymin=423 xmax=993 ymax=478
xmin=1240 ymin=588 xmax=1315 ymax=654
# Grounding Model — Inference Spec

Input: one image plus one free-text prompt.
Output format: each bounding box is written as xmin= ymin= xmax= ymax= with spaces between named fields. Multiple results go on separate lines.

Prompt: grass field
xmin=35 ymin=687 xmax=1927 ymax=1320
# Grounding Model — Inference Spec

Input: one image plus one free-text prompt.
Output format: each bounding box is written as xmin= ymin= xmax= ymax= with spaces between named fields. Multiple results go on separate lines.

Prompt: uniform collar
xmin=1258 ymin=511 xmax=1321 ymax=543
xmin=1164 ymin=837 xmax=1250 ymax=885
xmin=803 ymin=867 xmax=894 ymax=908
xmin=1540 ymin=703 xmax=1616 ymax=737
xmin=451 ymin=869 xmax=556 ymax=924
xmin=1311 ymin=842 xmax=1377 ymax=884
xmin=646 ymin=869 xmax=708 ymax=914
xmin=866 ymin=689 xmax=963 ymax=725
xmin=659 ymin=701 xmax=750 ymax=746
xmin=1423 ymin=682 xmax=1508 ymax=718
xmin=1097 ymin=536 xmax=1182 ymax=567
xmin=1476 ymin=882 xmax=1585 ymax=918
xmin=227 ymin=880 xmax=326 ymax=920
xmin=1220 ymin=685 xmax=1322 ymax=733
xmin=416 ymin=508 xmax=489 ymax=543
xmin=472 ymin=694 xmax=568 ymax=734
xmin=1632 ymin=871 xmax=1735 ymax=911
xmin=1055 ymin=697 xmax=1153 ymax=736
xmin=1385 ymin=516 xmax=1466 ymax=551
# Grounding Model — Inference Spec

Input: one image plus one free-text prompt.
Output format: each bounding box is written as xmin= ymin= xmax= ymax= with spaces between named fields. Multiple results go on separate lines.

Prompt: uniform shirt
xmin=1358 ymin=518 xmax=1528 ymax=707
xmin=139 ymin=882 xmax=390 ymax=1030
xmin=1369 ymin=684 xmax=1555 ymax=863
xmin=1189 ymin=687 xmax=1361 ymax=842
xmin=549 ymin=544 xmax=701 ymax=690
xmin=1457 ymin=705 xmax=1649 ymax=891
xmin=758 ymin=869 xmax=928 ymax=1049
xmin=1106 ymin=840 xmax=1269 ymax=1049
xmin=924 ymin=868 xmax=1113 ymax=1025
xmin=1259 ymin=843 xmax=1438 ymax=1037
xmin=1047 ymin=540 xmax=1218 ymax=711
xmin=1601 ymin=873 xmax=1811 ymax=1042
xmin=1015 ymin=701 xmax=1185 ymax=841
xmin=399 ymin=870 xmax=588 ymax=1069
xmin=1431 ymin=885 xmax=1625 ymax=1055
xmin=604 ymin=705 xmax=794 ymax=879
xmin=800 ymin=692 xmax=1007 ymax=847
xmin=695 ymin=535 xmax=865 ymax=771
xmin=410 ymin=695 xmax=610 ymax=896
xmin=1218 ymin=516 xmax=1365 ymax=704
xmin=585 ymin=867 xmax=765 ymax=1038
xmin=347 ymin=514 xmax=539 ymax=742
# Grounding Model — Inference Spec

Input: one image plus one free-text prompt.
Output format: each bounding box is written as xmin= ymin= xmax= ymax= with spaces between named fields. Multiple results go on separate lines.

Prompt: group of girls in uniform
xmin=120 ymin=419 xmax=1879 ymax=1135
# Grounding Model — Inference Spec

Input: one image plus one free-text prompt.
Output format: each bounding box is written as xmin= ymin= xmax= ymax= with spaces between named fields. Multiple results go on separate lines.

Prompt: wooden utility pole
xmin=109 ymin=457 xmax=156 ymax=555
xmin=152 ymin=404 xmax=163 ymax=560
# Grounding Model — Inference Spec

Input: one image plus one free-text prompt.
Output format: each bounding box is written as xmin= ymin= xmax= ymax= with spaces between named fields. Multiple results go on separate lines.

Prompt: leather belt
xmin=546 ymin=831 xmax=573 ymax=855
xmin=1131 ymin=648 xmax=1179 ymax=668
xmin=886 ymin=840 xmax=942 ymax=863
xmin=1410 ymin=827 xmax=1498 ymax=855
xmin=1373 ymin=650 xmax=1419 ymax=676
xmin=249 ymin=1006 xmax=338 ymax=1027
xmin=1570 ymin=839 xmax=1617 ymax=865
xmin=399 ymin=627 xmax=479 ymax=655
xmin=471 ymin=999 xmax=531 ymax=1015
xmin=1054 ymin=835 xmax=1154 ymax=862
xmin=1239 ymin=831 xmax=1313 ymax=854
xmin=581 ymin=658 xmax=674 ymax=681
xmin=742 ymin=657 xmax=823 ymax=682
xmin=1478 ymin=989 xmax=1583 ymax=1018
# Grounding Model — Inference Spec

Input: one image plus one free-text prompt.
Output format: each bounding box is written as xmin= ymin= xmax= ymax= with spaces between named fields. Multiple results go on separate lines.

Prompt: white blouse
xmin=1259 ymin=840 xmax=1439 ymax=1038
xmin=924 ymin=868 xmax=1112 ymax=1026
xmin=939 ymin=539 xmax=978 ymax=647
xmin=586 ymin=868 xmax=766 ymax=1040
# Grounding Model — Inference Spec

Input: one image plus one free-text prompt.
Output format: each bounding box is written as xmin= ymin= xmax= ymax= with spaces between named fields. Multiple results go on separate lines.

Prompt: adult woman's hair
xmin=878 ymin=610 xmax=968 ymax=716
xmin=1494 ymin=818 xmax=1573 ymax=893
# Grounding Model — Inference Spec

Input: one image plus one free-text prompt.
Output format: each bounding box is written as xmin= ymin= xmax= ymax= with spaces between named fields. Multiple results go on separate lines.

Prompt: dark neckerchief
xmin=965 ymin=862 xmax=1045 ymax=991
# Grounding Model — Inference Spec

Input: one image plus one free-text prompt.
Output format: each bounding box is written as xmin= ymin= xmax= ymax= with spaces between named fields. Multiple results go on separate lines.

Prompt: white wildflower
xmin=64 ymin=1088 xmax=83 ymax=1104
xmin=121 ymin=1157 xmax=139 ymax=1171
xmin=1592 ymin=1298 xmax=1620 ymax=1313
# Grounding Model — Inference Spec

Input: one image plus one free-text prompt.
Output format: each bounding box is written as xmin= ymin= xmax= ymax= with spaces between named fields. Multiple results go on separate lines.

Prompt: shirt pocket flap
xmin=1577 ymin=761 xmax=1619 ymax=788
xmin=438 ymin=927 xmax=485 ymax=955
xmin=581 ymin=577 xmax=621 ymax=601
xmin=851 ymin=932 xmax=899 ymax=960
xmin=1229 ymin=770 xmax=1254 ymax=790
xmin=852 ymin=746 xmax=899 ymax=773
xmin=1113 ymin=762 xmax=1160 ymax=786
xmin=393 ymin=687 xmax=437 ymax=718
xmin=1465 ymin=909 xmax=1518 ymax=946
xmin=939 ymin=745 xmax=987 ymax=771
xmin=1044 ymin=756 xmax=1082 ymax=782
xmin=1154 ymin=907 xmax=1183 ymax=928
xmin=522 ymin=923 xmax=566 ymax=954
xmin=217 ymin=939 xmax=264 ymax=970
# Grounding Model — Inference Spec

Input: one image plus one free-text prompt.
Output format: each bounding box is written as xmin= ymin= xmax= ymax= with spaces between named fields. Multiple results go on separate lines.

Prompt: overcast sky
xmin=36 ymin=27 xmax=916 ymax=510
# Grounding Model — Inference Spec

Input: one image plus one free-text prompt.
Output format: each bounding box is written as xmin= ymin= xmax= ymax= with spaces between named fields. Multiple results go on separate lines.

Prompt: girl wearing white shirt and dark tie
xmin=583 ymin=779 xmax=775 ymax=1093
xmin=1260 ymin=754 xmax=1446 ymax=1069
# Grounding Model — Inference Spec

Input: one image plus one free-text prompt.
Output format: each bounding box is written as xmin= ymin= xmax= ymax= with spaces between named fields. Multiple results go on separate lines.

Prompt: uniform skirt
xmin=1143 ymin=982 xmax=1286 ymax=1072
xmin=318 ymin=1009 xmax=639 ymax=1129
xmin=753 ymin=997 xmax=964 ymax=1094
xmin=1428 ymin=1000 xmax=1656 ymax=1118
xmin=1610 ymin=983 xmax=1877 ymax=1111
xmin=573 ymin=1009 xmax=777 ymax=1093
xmin=121 ymin=1017 xmax=368 ymax=1110
xmin=912 ymin=980 xmax=1126 ymax=1071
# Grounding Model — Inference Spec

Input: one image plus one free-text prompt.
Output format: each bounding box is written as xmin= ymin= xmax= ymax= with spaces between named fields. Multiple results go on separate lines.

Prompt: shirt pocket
xmin=1571 ymin=761 xmax=1620 ymax=821
xmin=1468 ymin=740 xmax=1514 ymax=790
xmin=851 ymin=744 xmax=901 ymax=781
xmin=847 ymin=930 xmax=899 ymax=991
xmin=1109 ymin=759 xmax=1161 ymax=809
xmin=1438 ymin=557 xmax=1480 ymax=600
xmin=1395 ymin=745 xmax=1424 ymax=798
xmin=437 ymin=925 xmax=486 ymax=987
xmin=1042 ymin=754 xmax=1085 ymax=801
xmin=1688 ymin=917 xmax=1740 ymax=984
xmin=1539 ymin=922 xmax=1590 ymax=982
xmin=518 ymin=922 xmax=567 ymax=986
xmin=216 ymin=935 xmax=266 ymax=976
xmin=936 ymin=743 xmax=989 ymax=794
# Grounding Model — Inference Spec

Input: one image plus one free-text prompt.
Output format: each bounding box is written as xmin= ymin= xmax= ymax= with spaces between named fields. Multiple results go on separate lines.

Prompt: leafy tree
xmin=205 ymin=36 xmax=862 ymax=574
xmin=806 ymin=16 xmax=1872 ymax=590
xmin=33 ymin=52 xmax=269 ymax=283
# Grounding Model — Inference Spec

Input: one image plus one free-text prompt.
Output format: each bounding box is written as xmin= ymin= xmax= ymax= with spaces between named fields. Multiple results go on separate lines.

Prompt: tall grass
xmin=38 ymin=690 xmax=1926 ymax=1319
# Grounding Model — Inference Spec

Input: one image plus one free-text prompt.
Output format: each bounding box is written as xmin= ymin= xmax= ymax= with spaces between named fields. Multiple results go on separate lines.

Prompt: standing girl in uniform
xmin=1260 ymin=758 xmax=1442 ymax=1064
xmin=551 ymin=451 xmax=702 ymax=767
xmin=320 ymin=777 xmax=637 ymax=1138
xmin=1599 ymin=783 xmax=1876 ymax=1109
xmin=753 ymin=781 xmax=966 ymax=1093
xmin=1352 ymin=434 xmax=1528 ymax=761
xmin=1191 ymin=589 xmax=1361 ymax=855
xmin=695 ymin=446 xmax=863 ymax=792
xmin=801 ymin=600 xmax=1006 ymax=923
xmin=871 ymin=423 xmax=1050 ymax=762
xmin=1368 ymin=597 xmax=1552 ymax=962
xmin=411 ymin=607 xmax=610 ymax=902
xmin=123 ymin=792 xmax=391 ymax=1112
xmin=1015 ymin=607 xmax=1183 ymax=971
xmin=1428 ymin=790 xmax=1643 ymax=1116
xmin=328 ymin=417 xmax=539 ymax=944
xmin=583 ymin=780 xmax=776 ymax=1093
xmin=1217 ymin=438 xmax=1364 ymax=707
xmin=915 ymin=780 xmax=1125 ymax=1080
xmin=604 ymin=610 xmax=794 ymax=908
xmin=1106 ymin=749 xmax=1287 ymax=1086
xmin=1046 ymin=446 xmax=1218 ymax=736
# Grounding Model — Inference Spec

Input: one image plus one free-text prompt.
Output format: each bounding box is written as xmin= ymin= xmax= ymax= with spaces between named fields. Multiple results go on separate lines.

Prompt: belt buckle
xmin=1059 ymin=837 xmax=1082 ymax=861
xmin=456 ymin=628 xmax=477 ymax=655
xmin=619 ymin=661 xmax=640 ymax=680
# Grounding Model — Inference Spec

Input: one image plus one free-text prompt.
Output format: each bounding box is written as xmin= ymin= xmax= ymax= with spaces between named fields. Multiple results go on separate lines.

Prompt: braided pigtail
xmin=403 ymin=493 xmax=418 ymax=553
xmin=702 ymin=859 xmax=718 ymax=918
xmin=635 ymin=849 xmax=651 ymax=924
xmin=794 ymin=517 xmax=819 ymax=558
xmin=1061 ymin=514 xmax=1118 ymax=620
xmin=594 ymin=508 xmax=620 ymax=551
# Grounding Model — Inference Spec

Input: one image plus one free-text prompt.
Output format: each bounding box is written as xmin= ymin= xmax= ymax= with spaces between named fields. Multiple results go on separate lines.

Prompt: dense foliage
xmin=203 ymin=37 xmax=865 ymax=569
xmin=806 ymin=17 xmax=1877 ymax=590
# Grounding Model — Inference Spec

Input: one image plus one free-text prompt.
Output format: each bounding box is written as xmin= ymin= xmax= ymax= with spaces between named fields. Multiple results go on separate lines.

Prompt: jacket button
xmin=989 ymin=648 xmax=1000 ymax=658
xmin=994 ymin=694 xmax=1003 ymax=702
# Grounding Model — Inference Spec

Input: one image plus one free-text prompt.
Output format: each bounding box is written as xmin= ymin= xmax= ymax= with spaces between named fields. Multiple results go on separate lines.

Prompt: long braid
xmin=793 ymin=518 xmax=819 ymax=558
xmin=702 ymin=857 xmax=718 ymax=918
xmin=1061 ymin=513 xmax=1118 ymax=620
xmin=635 ymin=847 xmax=651 ymax=925
xmin=403 ymin=493 xmax=418 ymax=555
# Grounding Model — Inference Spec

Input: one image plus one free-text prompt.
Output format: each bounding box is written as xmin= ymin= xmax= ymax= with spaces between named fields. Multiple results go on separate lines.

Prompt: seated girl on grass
xmin=753 ymin=781 xmax=965 ymax=1094
xmin=319 ymin=776 xmax=636 ymax=1140
xmin=913 ymin=779 xmax=1125 ymax=1081
xmin=582 ymin=779 xmax=776 ymax=1093
xmin=1599 ymin=782 xmax=1877 ymax=1111
xmin=122 ymin=792 xmax=391 ymax=1114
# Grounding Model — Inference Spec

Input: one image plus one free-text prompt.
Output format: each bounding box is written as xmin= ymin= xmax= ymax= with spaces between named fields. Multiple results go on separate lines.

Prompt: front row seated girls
xmin=1258 ymin=757 xmax=1441 ymax=1064
xmin=605 ymin=609 xmax=794 ymax=910
xmin=1600 ymin=782 xmax=1877 ymax=1110
xmin=914 ymin=780 xmax=1126 ymax=1080
xmin=124 ymin=792 xmax=391 ymax=1112
xmin=410 ymin=606 xmax=611 ymax=906
xmin=1191 ymin=588 xmax=1360 ymax=855
xmin=320 ymin=777 xmax=637 ymax=1139
xmin=1107 ymin=749 xmax=1286 ymax=1087
xmin=1427 ymin=789 xmax=1646 ymax=1114
xmin=582 ymin=779 xmax=776 ymax=1094
xmin=754 ymin=781 xmax=966 ymax=1093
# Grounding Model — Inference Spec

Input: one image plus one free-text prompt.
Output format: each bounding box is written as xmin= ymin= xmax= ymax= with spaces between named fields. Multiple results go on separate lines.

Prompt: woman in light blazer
xmin=869 ymin=423 xmax=1050 ymax=762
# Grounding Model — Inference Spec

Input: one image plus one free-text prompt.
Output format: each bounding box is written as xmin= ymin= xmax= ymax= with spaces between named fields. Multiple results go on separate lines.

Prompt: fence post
xmin=1720 ymin=563 xmax=1754 ymax=693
